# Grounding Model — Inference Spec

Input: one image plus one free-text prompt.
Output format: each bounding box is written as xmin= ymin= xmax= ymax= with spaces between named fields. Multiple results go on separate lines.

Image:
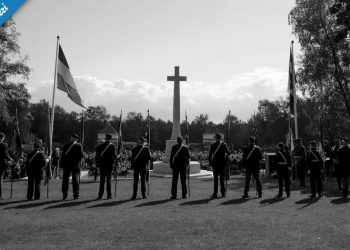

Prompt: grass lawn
xmin=0 ymin=175 xmax=349 ymax=250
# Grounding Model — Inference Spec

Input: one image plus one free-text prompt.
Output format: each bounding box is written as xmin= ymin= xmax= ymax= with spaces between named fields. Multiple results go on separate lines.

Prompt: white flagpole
xmin=291 ymin=41 xmax=298 ymax=138
xmin=47 ymin=36 xmax=60 ymax=198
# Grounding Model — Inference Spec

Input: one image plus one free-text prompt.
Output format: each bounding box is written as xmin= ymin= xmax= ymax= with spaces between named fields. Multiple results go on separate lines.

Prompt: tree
xmin=330 ymin=0 xmax=350 ymax=42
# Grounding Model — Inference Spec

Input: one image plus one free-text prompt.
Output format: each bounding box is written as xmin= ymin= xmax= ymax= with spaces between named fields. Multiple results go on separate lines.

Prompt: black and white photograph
xmin=0 ymin=0 xmax=350 ymax=249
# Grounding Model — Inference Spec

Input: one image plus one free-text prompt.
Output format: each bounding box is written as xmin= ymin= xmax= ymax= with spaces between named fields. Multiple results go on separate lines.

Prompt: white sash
xmin=211 ymin=142 xmax=222 ymax=161
xmin=246 ymin=146 xmax=256 ymax=160
xmin=173 ymin=145 xmax=183 ymax=164
xmin=65 ymin=142 xmax=76 ymax=157
xmin=29 ymin=151 xmax=40 ymax=163
xmin=134 ymin=146 xmax=145 ymax=161
xmin=101 ymin=143 xmax=112 ymax=158
xmin=278 ymin=151 xmax=287 ymax=164
xmin=309 ymin=150 xmax=319 ymax=162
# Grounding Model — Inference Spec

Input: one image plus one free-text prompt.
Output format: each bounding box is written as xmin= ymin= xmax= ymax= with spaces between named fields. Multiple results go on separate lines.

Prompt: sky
xmin=12 ymin=0 xmax=299 ymax=123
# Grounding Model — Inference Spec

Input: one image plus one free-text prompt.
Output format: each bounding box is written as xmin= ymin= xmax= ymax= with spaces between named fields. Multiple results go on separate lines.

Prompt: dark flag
xmin=253 ymin=110 xmax=258 ymax=139
xmin=117 ymin=110 xmax=123 ymax=154
xmin=145 ymin=109 xmax=150 ymax=146
xmin=288 ymin=43 xmax=296 ymax=116
xmin=185 ymin=110 xmax=189 ymax=145
xmin=11 ymin=109 xmax=22 ymax=161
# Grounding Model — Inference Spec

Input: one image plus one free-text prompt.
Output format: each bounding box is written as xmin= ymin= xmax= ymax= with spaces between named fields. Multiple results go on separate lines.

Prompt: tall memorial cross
xmin=167 ymin=66 xmax=187 ymax=140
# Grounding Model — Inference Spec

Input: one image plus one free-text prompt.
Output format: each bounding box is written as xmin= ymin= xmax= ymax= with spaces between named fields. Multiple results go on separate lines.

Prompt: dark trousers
xmin=244 ymin=168 xmax=262 ymax=195
xmin=62 ymin=168 xmax=80 ymax=199
xmin=296 ymin=161 xmax=306 ymax=186
xmin=310 ymin=170 xmax=323 ymax=196
xmin=98 ymin=168 xmax=112 ymax=198
xmin=342 ymin=176 xmax=349 ymax=197
xmin=27 ymin=174 xmax=41 ymax=200
xmin=0 ymin=167 xmax=4 ymax=198
xmin=277 ymin=166 xmax=290 ymax=196
xmin=171 ymin=168 xmax=187 ymax=198
xmin=133 ymin=168 xmax=146 ymax=197
xmin=213 ymin=169 xmax=225 ymax=196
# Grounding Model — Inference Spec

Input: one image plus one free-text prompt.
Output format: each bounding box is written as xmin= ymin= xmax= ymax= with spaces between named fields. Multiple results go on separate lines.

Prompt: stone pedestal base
xmin=153 ymin=161 xmax=201 ymax=175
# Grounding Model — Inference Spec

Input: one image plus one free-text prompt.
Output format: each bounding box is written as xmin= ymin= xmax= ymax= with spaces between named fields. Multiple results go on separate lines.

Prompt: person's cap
xmin=249 ymin=136 xmax=256 ymax=142
xmin=71 ymin=133 xmax=79 ymax=139
xmin=0 ymin=132 xmax=5 ymax=138
xmin=177 ymin=136 xmax=183 ymax=142
xmin=139 ymin=136 xmax=146 ymax=142
xmin=214 ymin=133 xmax=222 ymax=139
xmin=105 ymin=134 xmax=112 ymax=140
xmin=278 ymin=142 xmax=284 ymax=148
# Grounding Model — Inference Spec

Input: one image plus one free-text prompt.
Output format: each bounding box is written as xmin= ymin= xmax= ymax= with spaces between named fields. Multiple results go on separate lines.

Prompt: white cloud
xmin=28 ymin=67 xmax=288 ymax=123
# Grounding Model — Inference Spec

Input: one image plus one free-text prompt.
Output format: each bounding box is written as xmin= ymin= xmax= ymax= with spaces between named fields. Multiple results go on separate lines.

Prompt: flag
xmin=288 ymin=43 xmax=297 ymax=116
xmin=226 ymin=110 xmax=231 ymax=144
xmin=117 ymin=111 xmax=123 ymax=154
xmin=253 ymin=110 xmax=257 ymax=139
xmin=185 ymin=111 xmax=189 ymax=145
xmin=57 ymin=45 xmax=85 ymax=108
xmin=145 ymin=109 xmax=150 ymax=146
xmin=11 ymin=109 xmax=22 ymax=160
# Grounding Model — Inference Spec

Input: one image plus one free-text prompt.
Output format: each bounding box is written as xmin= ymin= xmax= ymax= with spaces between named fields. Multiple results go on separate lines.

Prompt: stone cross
xmin=167 ymin=66 xmax=187 ymax=140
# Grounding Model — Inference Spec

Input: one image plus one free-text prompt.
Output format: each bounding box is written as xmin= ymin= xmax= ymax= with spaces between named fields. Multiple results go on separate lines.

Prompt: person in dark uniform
xmin=338 ymin=138 xmax=350 ymax=198
xmin=26 ymin=142 xmax=46 ymax=200
xmin=294 ymin=138 xmax=307 ymax=187
xmin=208 ymin=133 xmax=231 ymax=198
xmin=131 ymin=137 xmax=151 ymax=199
xmin=170 ymin=136 xmax=190 ymax=199
xmin=331 ymin=139 xmax=342 ymax=191
xmin=242 ymin=136 xmax=263 ymax=198
xmin=0 ymin=132 xmax=13 ymax=200
xmin=307 ymin=141 xmax=324 ymax=198
xmin=60 ymin=133 xmax=84 ymax=200
xmin=95 ymin=134 xmax=117 ymax=200
xmin=275 ymin=142 xmax=291 ymax=198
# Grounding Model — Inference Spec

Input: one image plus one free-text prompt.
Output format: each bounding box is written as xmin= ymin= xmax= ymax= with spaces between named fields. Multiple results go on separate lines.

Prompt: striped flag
xmin=145 ymin=109 xmax=150 ymax=146
xmin=57 ymin=45 xmax=85 ymax=108
xmin=11 ymin=109 xmax=22 ymax=160
xmin=288 ymin=44 xmax=297 ymax=116
xmin=117 ymin=111 xmax=123 ymax=154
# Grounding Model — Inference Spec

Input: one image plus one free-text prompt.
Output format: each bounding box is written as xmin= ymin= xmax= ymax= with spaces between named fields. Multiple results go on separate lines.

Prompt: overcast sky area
xmin=12 ymin=0 xmax=299 ymax=123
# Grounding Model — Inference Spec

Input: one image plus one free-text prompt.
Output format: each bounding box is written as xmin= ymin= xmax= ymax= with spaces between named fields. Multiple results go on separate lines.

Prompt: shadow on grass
xmin=4 ymin=200 xmax=62 ymax=210
xmin=180 ymin=198 xmax=212 ymax=206
xmin=295 ymin=197 xmax=319 ymax=210
xmin=220 ymin=197 xmax=252 ymax=205
xmin=135 ymin=198 xmax=174 ymax=207
xmin=0 ymin=199 xmax=29 ymax=207
xmin=44 ymin=199 xmax=96 ymax=209
xmin=330 ymin=197 xmax=349 ymax=205
xmin=88 ymin=199 xmax=133 ymax=208
xmin=259 ymin=197 xmax=285 ymax=206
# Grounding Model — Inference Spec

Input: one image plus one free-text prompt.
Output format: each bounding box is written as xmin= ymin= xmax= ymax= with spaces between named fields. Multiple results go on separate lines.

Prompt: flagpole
xmin=115 ymin=109 xmax=122 ymax=197
xmin=291 ymin=41 xmax=298 ymax=139
xmin=47 ymin=36 xmax=60 ymax=198
xmin=147 ymin=109 xmax=150 ymax=197
xmin=185 ymin=110 xmax=190 ymax=197
xmin=225 ymin=110 xmax=231 ymax=189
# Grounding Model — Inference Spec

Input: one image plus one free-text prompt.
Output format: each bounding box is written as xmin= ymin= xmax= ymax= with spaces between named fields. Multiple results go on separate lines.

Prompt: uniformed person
xmin=307 ymin=141 xmax=324 ymax=198
xmin=275 ymin=142 xmax=291 ymax=198
xmin=209 ymin=133 xmax=231 ymax=198
xmin=60 ymin=133 xmax=84 ymax=200
xmin=170 ymin=136 xmax=190 ymax=199
xmin=0 ymin=132 xmax=13 ymax=200
xmin=242 ymin=136 xmax=263 ymax=198
xmin=331 ymin=139 xmax=342 ymax=191
xmin=95 ymin=134 xmax=117 ymax=200
xmin=26 ymin=142 xmax=46 ymax=200
xmin=338 ymin=138 xmax=350 ymax=198
xmin=294 ymin=138 xmax=307 ymax=187
xmin=131 ymin=136 xmax=151 ymax=199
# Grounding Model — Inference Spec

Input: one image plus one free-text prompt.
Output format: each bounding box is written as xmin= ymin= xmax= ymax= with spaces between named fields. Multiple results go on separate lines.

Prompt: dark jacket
xmin=338 ymin=145 xmax=350 ymax=176
xmin=242 ymin=144 xmax=263 ymax=170
xmin=26 ymin=149 xmax=46 ymax=177
xmin=275 ymin=149 xmax=291 ymax=167
xmin=95 ymin=141 xmax=117 ymax=170
xmin=60 ymin=141 xmax=84 ymax=170
xmin=307 ymin=148 xmax=323 ymax=171
xmin=208 ymin=141 xmax=231 ymax=171
xmin=294 ymin=144 xmax=306 ymax=161
xmin=170 ymin=143 xmax=190 ymax=170
xmin=131 ymin=144 xmax=151 ymax=171
xmin=0 ymin=142 xmax=11 ymax=168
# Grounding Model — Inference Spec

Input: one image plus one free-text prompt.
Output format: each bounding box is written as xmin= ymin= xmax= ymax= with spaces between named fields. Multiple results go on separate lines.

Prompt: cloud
xmin=28 ymin=67 xmax=287 ymax=123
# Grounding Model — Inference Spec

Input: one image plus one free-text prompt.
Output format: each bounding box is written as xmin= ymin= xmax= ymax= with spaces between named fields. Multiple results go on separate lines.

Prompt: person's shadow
xmin=0 ymin=199 xmax=29 ymax=207
xmin=259 ymin=197 xmax=285 ymax=206
xmin=180 ymin=198 xmax=212 ymax=206
xmin=135 ymin=198 xmax=174 ymax=207
xmin=44 ymin=199 xmax=96 ymax=209
xmin=330 ymin=197 xmax=349 ymax=205
xmin=295 ymin=197 xmax=319 ymax=209
xmin=220 ymin=197 xmax=252 ymax=205
xmin=88 ymin=199 xmax=132 ymax=208
xmin=4 ymin=200 xmax=61 ymax=210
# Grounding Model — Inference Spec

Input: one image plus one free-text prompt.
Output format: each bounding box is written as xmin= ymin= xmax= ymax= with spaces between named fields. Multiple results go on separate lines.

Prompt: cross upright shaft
xmin=167 ymin=66 xmax=187 ymax=140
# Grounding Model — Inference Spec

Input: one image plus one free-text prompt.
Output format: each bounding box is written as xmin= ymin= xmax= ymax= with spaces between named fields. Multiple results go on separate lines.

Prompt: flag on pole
xmin=117 ymin=110 xmax=123 ymax=154
xmin=185 ymin=110 xmax=189 ymax=145
xmin=11 ymin=109 xmax=22 ymax=160
xmin=57 ymin=45 xmax=85 ymax=108
xmin=288 ymin=44 xmax=297 ymax=116
xmin=145 ymin=109 xmax=150 ymax=146
xmin=253 ymin=110 xmax=257 ymax=138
